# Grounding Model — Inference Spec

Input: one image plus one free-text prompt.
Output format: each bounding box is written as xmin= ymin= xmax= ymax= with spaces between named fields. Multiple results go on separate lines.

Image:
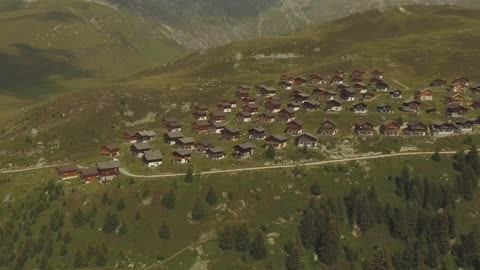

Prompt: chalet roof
xmin=341 ymin=88 xmax=356 ymax=94
xmin=166 ymin=132 xmax=184 ymax=139
xmin=143 ymin=150 xmax=163 ymax=161
xmin=287 ymin=101 xmax=302 ymax=107
xmin=173 ymin=149 xmax=192 ymax=157
xmin=97 ymin=161 xmax=120 ymax=170
xmin=415 ymin=88 xmax=433 ymax=93
xmin=137 ymin=130 xmax=157 ymax=137
xmin=79 ymin=167 xmax=99 ymax=176
xmin=382 ymin=120 xmax=400 ymax=127
xmin=446 ymin=103 xmax=466 ymax=110
xmin=258 ymin=111 xmax=274 ymax=118
xmin=266 ymin=99 xmax=282 ymax=106
xmin=218 ymin=102 xmax=232 ymax=108
xmin=193 ymin=120 xmax=210 ymax=127
xmin=237 ymin=111 xmax=252 ymax=117
xmin=287 ymin=120 xmax=303 ymax=127
xmin=224 ymin=98 xmax=238 ymax=104
xmin=303 ymin=100 xmax=320 ymax=106
xmin=211 ymin=121 xmax=226 ymax=128
xmin=125 ymin=131 xmax=137 ymax=137
xmin=238 ymin=84 xmax=250 ymax=90
xmin=356 ymin=120 xmax=374 ymax=127
xmin=297 ymin=132 xmax=318 ymax=141
xmin=279 ymin=80 xmax=293 ymax=85
xmin=193 ymin=110 xmax=208 ymax=115
xmin=391 ymin=90 xmax=402 ymax=94
xmin=194 ymin=104 xmax=209 ymax=111
xmin=249 ymin=127 xmax=266 ymax=133
xmin=164 ymin=117 xmax=178 ymax=123
xmin=245 ymin=103 xmax=258 ymax=109
xmin=432 ymin=121 xmax=454 ymax=127
xmin=178 ymin=137 xmax=195 ymax=144
xmin=327 ymin=99 xmax=342 ymax=105
xmin=403 ymin=99 xmax=420 ymax=105
xmin=104 ymin=143 xmax=120 ymax=151
xmin=196 ymin=140 xmax=213 ymax=148
xmin=223 ymin=127 xmax=240 ymax=134
xmin=280 ymin=107 xmax=296 ymax=114
xmin=132 ymin=142 xmax=151 ymax=151
xmin=166 ymin=121 xmax=182 ymax=128
xmin=445 ymin=92 xmax=463 ymax=98
xmin=295 ymin=76 xmax=308 ymax=81
xmin=294 ymin=92 xmax=310 ymax=98
xmin=407 ymin=120 xmax=426 ymax=127
xmin=235 ymin=143 xmax=256 ymax=150
xmin=207 ymin=147 xmax=225 ymax=154
xmin=322 ymin=119 xmax=336 ymax=125
xmin=353 ymin=82 xmax=368 ymax=87
xmin=353 ymin=102 xmax=367 ymax=109
xmin=377 ymin=104 xmax=392 ymax=109
xmin=267 ymin=134 xmax=288 ymax=142
xmin=57 ymin=164 xmax=78 ymax=173
xmin=210 ymin=111 xmax=226 ymax=117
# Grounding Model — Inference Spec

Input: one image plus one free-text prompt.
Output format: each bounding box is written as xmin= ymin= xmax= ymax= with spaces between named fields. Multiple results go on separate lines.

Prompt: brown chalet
xmin=450 ymin=77 xmax=470 ymax=92
xmin=206 ymin=147 xmax=226 ymax=160
xmin=445 ymin=103 xmax=468 ymax=117
xmin=101 ymin=143 xmax=120 ymax=157
xmin=56 ymin=164 xmax=79 ymax=180
xmin=380 ymin=120 xmax=401 ymax=136
xmin=278 ymin=108 xmax=296 ymax=122
xmin=353 ymin=82 xmax=368 ymax=93
xmin=430 ymin=79 xmax=447 ymax=88
xmin=279 ymin=80 xmax=294 ymax=90
xmin=192 ymin=120 xmax=210 ymax=134
xmin=242 ymin=96 xmax=256 ymax=105
xmin=166 ymin=121 xmax=182 ymax=132
xmin=354 ymin=121 xmax=375 ymax=136
xmin=471 ymin=97 xmax=480 ymax=111
xmin=331 ymin=75 xmax=344 ymax=85
xmin=318 ymin=120 xmax=337 ymax=136
xmin=313 ymin=88 xmax=336 ymax=100
xmin=164 ymin=132 xmax=184 ymax=145
xmin=255 ymin=85 xmax=277 ymax=97
xmin=293 ymin=92 xmax=310 ymax=103
xmin=236 ymin=111 xmax=252 ymax=122
xmin=243 ymin=103 xmax=259 ymax=114
xmin=210 ymin=111 xmax=226 ymax=122
xmin=257 ymin=111 xmax=275 ymax=123
xmin=294 ymin=76 xmax=308 ymax=86
xmin=303 ymin=100 xmax=320 ymax=112
xmin=124 ymin=131 xmax=138 ymax=143
xmin=248 ymin=127 xmax=266 ymax=140
xmin=403 ymin=99 xmax=421 ymax=113
xmin=195 ymin=140 xmax=214 ymax=153
xmin=310 ymin=73 xmax=327 ymax=85
xmin=163 ymin=117 xmax=178 ymax=125
xmin=371 ymin=69 xmax=383 ymax=79
xmin=193 ymin=110 xmax=208 ymax=121
xmin=265 ymin=99 xmax=282 ymax=113
xmin=390 ymin=90 xmax=403 ymax=99
xmin=404 ymin=120 xmax=427 ymax=136
xmin=265 ymin=134 xmax=288 ymax=149
xmin=79 ymin=167 xmax=99 ymax=183
xmin=172 ymin=149 xmax=192 ymax=164
xmin=285 ymin=120 xmax=304 ymax=135
xmin=221 ymin=127 xmax=241 ymax=141
xmin=445 ymin=93 xmax=464 ymax=104
xmin=224 ymin=98 xmax=238 ymax=108
xmin=217 ymin=102 xmax=232 ymax=113
xmin=210 ymin=121 xmax=226 ymax=134
xmin=352 ymin=69 xmax=366 ymax=78
xmin=234 ymin=143 xmax=256 ymax=159
xmin=177 ymin=137 xmax=195 ymax=150
xmin=97 ymin=161 xmax=120 ymax=182
xmin=415 ymin=88 xmax=433 ymax=101
xmin=236 ymin=85 xmax=250 ymax=99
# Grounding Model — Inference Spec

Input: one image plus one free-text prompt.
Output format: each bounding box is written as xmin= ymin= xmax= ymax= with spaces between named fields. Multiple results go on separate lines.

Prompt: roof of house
xmin=97 ymin=161 xmax=120 ymax=170
xmin=353 ymin=102 xmax=367 ymax=109
xmin=193 ymin=120 xmax=210 ymax=126
xmin=166 ymin=132 xmax=184 ymax=139
xmin=196 ymin=140 xmax=213 ymax=148
xmin=137 ymin=130 xmax=157 ymax=137
xmin=103 ymin=143 xmax=120 ymax=151
xmin=178 ymin=137 xmax=195 ymax=144
xmin=280 ymin=107 xmax=296 ymax=114
xmin=235 ymin=143 xmax=256 ymax=150
xmin=166 ymin=121 xmax=182 ymax=128
xmin=207 ymin=147 xmax=225 ymax=154
xmin=173 ymin=149 xmax=192 ymax=156
xmin=249 ymin=127 xmax=266 ymax=133
xmin=211 ymin=121 xmax=226 ymax=128
xmin=164 ymin=117 xmax=178 ymax=123
xmin=382 ymin=120 xmax=400 ymax=127
xmin=223 ymin=127 xmax=240 ymax=133
xmin=143 ymin=150 xmax=163 ymax=161
xmin=237 ymin=111 xmax=252 ymax=117
xmin=446 ymin=103 xmax=466 ymax=110
xmin=132 ymin=142 xmax=151 ymax=151
xmin=57 ymin=164 xmax=78 ymax=173
xmin=297 ymin=132 xmax=318 ymax=141
xmin=267 ymin=134 xmax=288 ymax=142
xmin=303 ymin=100 xmax=320 ymax=106
xmin=258 ymin=111 xmax=274 ymax=118
xmin=407 ymin=120 xmax=426 ymax=127
xmin=287 ymin=120 xmax=303 ymax=127
xmin=79 ymin=167 xmax=99 ymax=176
xmin=210 ymin=111 xmax=226 ymax=117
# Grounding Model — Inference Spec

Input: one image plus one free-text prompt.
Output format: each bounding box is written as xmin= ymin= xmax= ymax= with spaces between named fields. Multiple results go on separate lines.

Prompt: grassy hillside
xmin=0 ymin=0 xmax=189 ymax=99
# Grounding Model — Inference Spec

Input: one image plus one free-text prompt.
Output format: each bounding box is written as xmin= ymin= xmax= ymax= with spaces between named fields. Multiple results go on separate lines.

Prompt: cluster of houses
xmin=56 ymin=161 xmax=120 ymax=182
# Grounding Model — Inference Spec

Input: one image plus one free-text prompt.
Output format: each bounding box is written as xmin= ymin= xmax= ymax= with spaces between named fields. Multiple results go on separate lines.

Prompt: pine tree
xmin=234 ymin=223 xmax=249 ymax=251
xmin=206 ymin=186 xmax=218 ymax=206
xmin=161 ymin=189 xmax=176 ymax=210
xmin=73 ymin=249 xmax=86 ymax=268
xmin=85 ymin=243 xmax=95 ymax=264
xmin=310 ymin=180 xmax=321 ymax=196
xmin=158 ymin=222 xmax=171 ymax=240
xmin=432 ymin=149 xmax=441 ymax=162
xmin=250 ymin=231 xmax=267 ymax=260
xmin=102 ymin=212 xmax=119 ymax=234
xmin=119 ymin=222 xmax=128 ymax=235
xmin=95 ymin=249 xmax=107 ymax=267
xmin=191 ymin=197 xmax=205 ymax=221
xmin=218 ymin=225 xmax=235 ymax=250
xmin=265 ymin=145 xmax=275 ymax=159
xmin=285 ymin=239 xmax=303 ymax=270
xmin=116 ymin=198 xmax=125 ymax=211
xmin=71 ymin=209 xmax=86 ymax=227
xmin=426 ymin=243 xmax=440 ymax=268
xmin=63 ymin=231 xmax=72 ymax=244
xmin=364 ymin=248 xmax=394 ymax=270
xmin=432 ymin=212 xmax=450 ymax=255
xmin=454 ymin=150 xmax=467 ymax=172
xmin=316 ymin=219 xmax=340 ymax=265
xmin=101 ymin=192 xmax=109 ymax=205
xmin=298 ymin=209 xmax=316 ymax=248
xmin=184 ymin=166 xmax=194 ymax=183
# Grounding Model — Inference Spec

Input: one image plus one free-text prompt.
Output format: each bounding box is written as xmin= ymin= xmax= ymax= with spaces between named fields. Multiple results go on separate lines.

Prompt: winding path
xmin=119 ymin=151 xmax=456 ymax=178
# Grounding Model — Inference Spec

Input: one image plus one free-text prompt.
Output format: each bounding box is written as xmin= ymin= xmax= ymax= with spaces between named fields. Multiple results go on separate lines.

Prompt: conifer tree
xmin=158 ymin=222 xmax=171 ymax=240
xmin=316 ymin=219 xmax=340 ymax=265
xmin=102 ymin=212 xmax=119 ymax=234
xmin=73 ymin=249 xmax=86 ymax=268
xmin=71 ymin=209 xmax=86 ymax=227
xmin=218 ymin=225 xmax=234 ymax=250
xmin=298 ymin=209 xmax=316 ymax=248
xmin=161 ymin=189 xmax=176 ymax=210
xmin=265 ymin=145 xmax=275 ymax=159
xmin=285 ymin=239 xmax=303 ymax=270
xmin=116 ymin=198 xmax=126 ymax=211
xmin=432 ymin=149 xmax=441 ymax=162
xmin=234 ymin=223 xmax=249 ymax=251
xmin=206 ymin=186 xmax=218 ymax=206
xmin=250 ymin=231 xmax=267 ymax=260
xmin=426 ymin=243 xmax=440 ymax=268
xmin=364 ymin=248 xmax=394 ymax=270
xmin=310 ymin=180 xmax=321 ymax=196
xmin=432 ymin=213 xmax=450 ymax=255
xmin=454 ymin=150 xmax=466 ymax=172
xmin=184 ymin=166 xmax=194 ymax=183
xmin=191 ymin=197 xmax=205 ymax=221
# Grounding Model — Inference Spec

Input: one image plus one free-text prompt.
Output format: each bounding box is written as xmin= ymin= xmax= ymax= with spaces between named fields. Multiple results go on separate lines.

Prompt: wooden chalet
xmin=352 ymin=102 xmax=368 ymax=114
xmin=131 ymin=142 xmax=151 ymax=157
xmin=375 ymin=81 xmax=390 ymax=92
xmin=257 ymin=112 xmax=275 ymax=123
xmin=351 ymin=77 xmax=364 ymax=83
xmin=294 ymin=76 xmax=308 ymax=86
xmin=195 ymin=140 xmax=213 ymax=153
xmin=451 ymin=77 xmax=470 ymax=92
xmin=243 ymin=103 xmax=259 ymax=114
xmin=302 ymin=100 xmax=320 ymax=112
xmin=242 ymin=96 xmax=256 ymax=105
xmin=336 ymin=83 xmax=350 ymax=91
xmin=236 ymin=111 xmax=252 ymax=122
xmin=415 ymin=88 xmax=433 ymax=101
xmin=312 ymin=88 xmax=336 ymax=100
xmin=142 ymin=150 xmax=163 ymax=167
xmin=176 ymin=137 xmax=195 ymax=150
xmin=354 ymin=121 xmax=375 ymax=136
xmin=278 ymin=108 xmax=296 ymax=122
xmin=296 ymin=133 xmax=318 ymax=148
xmin=221 ymin=127 xmax=241 ymax=141
xmin=326 ymin=99 xmax=342 ymax=112
xmin=56 ymin=164 xmax=79 ymax=180
xmin=97 ymin=161 xmax=120 ymax=182
xmin=193 ymin=110 xmax=208 ymax=121
xmin=265 ymin=99 xmax=282 ymax=113
xmin=265 ymin=134 xmax=288 ymax=149
xmin=101 ymin=143 xmax=120 ymax=157
xmin=192 ymin=120 xmax=211 ymax=134
xmin=471 ymin=97 xmax=480 ymax=111
xmin=166 ymin=121 xmax=182 ymax=132
xmin=210 ymin=121 xmax=226 ymax=134
xmin=210 ymin=111 xmax=226 ymax=122
xmin=285 ymin=120 xmax=304 ymax=135
xmin=352 ymin=82 xmax=368 ymax=93
xmin=380 ymin=120 xmax=401 ymax=136
xmin=286 ymin=101 xmax=302 ymax=112
xmin=310 ymin=73 xmax=327 ymax=85
xmin=137 ymin=131 xmax=157 ymax=142
xmin=318 ymin=120 xmax=337 ymax=136
xmin=224 ymin=98 xmax=238 ymax=108
xmin=371 ymin=70 xmax=383 ymax=79
xmin=456 ymin=120 xmax=473 ymax=133
xmin=280 ymin=74 xmax=294 ymax=83
xmin=234 ymin=143 xmax=256 ymax=158
xmin=445 ymin=103 xmax=468 ymax=117
xmin=293 ymin=92 xmax=310 ymax=103
xmin=334 ymin=70 xmax=346 ymax=78
xmin=217 ymin=102 xmax=232 ymax=113
xmin=124 ymin=131 xmax=138 ymax=143
xmin=402 ymin=100 xmax=421 ymax=113
xmin=279 ymin=80 xmax=294 ymax=90
xmin=430 ymin=79 xmax=447 ymax=88
xmin=172 ymin=149 xmax=192 ymax=164
xmin=370 ymin=77 xmax=383 ymax=86
xmin=164 ymin=132 xmax=184 ymax=145
xmin=445 ymin=93 xmax=464 ymax=104
xmin=194 ymin=104 xmax=209 ymax=112
xmin=206 ymin=147 xmax=226 ymax=160
xmin=248 ymin=127 xmax=267 ymax=140
xmin=431 ymin=121 xmax=456 ymax=137
xmin=340 ymin=88 xmax=356 ymax=101
xmin=236 ymin=86 xmax=250 ymax=99
xmin=390 ymin=90 xmax=403 ymax=99
xmin=79 ymin=167 xmax=99 ymax=183
xmin=255 ymin=85 xmax=277 ymax=97
xmin=163 ymin=117 xmax=178 ymax=125
xmin=377 ymin=104 xmax=393 ymax=114
xmin=404 ymin=120 xmax=428 ymax=136
xmin=352 ymin=69 xmax=366 ymax=79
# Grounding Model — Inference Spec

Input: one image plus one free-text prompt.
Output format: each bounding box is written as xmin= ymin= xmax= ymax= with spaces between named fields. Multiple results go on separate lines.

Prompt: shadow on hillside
xmin=0 ymin=43 xmax=92 ymax=97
